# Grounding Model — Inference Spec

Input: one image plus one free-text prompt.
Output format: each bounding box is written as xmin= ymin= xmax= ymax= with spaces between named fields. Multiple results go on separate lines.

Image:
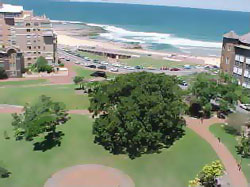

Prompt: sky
xmin=70 ymin=0 xmax=250 ymax=12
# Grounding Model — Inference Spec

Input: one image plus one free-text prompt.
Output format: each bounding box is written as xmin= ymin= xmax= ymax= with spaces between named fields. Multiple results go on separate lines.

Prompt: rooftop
xmin=223 ymin=31 xmax=239 ymax=40
xmin=240 ymin=33 xmax=250 ymax=45
xmin=0 ymin=4 xmax=23 ymax=13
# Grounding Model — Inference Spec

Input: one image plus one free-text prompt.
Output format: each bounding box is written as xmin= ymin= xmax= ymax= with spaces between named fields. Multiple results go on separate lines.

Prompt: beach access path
xmin=0 ymin=104 xmax=247 ymax=187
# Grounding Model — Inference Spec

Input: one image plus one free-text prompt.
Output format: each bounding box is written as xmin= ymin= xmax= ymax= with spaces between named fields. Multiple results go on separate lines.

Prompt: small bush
xmin=0 ymin=68 xmax=8 ymax=79
xmin=0 ymin=167 xmax=10 ymax=178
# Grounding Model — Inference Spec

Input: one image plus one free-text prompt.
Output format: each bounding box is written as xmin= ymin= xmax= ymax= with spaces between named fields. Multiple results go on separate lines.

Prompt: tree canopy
xmin=190 ymin=72 xmax=245 ymax=117
xmin=73 ymin=76 xmax=84 ymax=89
xmin=89 ymin=72 xmax=186 ymax=159
xmin=12 ymin=95 xmax=70 ymax=150
xmin=189 ymin=160 xmax=224 ymax=187
xmin=32 ymin=56 xmax=53 ymax=73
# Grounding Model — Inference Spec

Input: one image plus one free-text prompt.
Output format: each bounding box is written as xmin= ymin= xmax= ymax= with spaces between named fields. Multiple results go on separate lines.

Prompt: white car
xmin=110 ymin=68 xmax=119 ymax=72
xmin=112 ymin=63 xmax=121 ymax=67
xmin=101 ymin=61 xmax=109 ymax=65
xmin=74 ymin=61 xmax=80 ymax=65
xmin=239 ymin=104 xmax=250 ymax=111
xmin=127 ymin=66 xmax=135 ymax=70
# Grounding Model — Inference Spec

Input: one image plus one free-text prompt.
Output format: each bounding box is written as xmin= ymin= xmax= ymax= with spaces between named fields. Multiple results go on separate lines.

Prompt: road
xmin=58 ymin=48 xmax=207 ymax=77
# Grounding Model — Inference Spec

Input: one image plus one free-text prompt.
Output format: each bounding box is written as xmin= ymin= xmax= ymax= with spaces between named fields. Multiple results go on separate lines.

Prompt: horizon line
xmin=67 ymin=0 xmax=250 ymax=13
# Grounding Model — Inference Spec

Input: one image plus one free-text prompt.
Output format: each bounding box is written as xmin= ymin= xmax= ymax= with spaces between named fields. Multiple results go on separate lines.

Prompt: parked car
xmin=179 ymin=80 xmax=188 ymax=86
xmin=112 ymin=63 xmax=121 ymax=67
xmin=101 ymin=61 xmax=109 ymax=65
xmin=74 ymin=61 xmax=80 ymax=65
xmin=127 ymin=66 xmax=135 ymax=70
xmin=98 ymin=65 xmax=107 ymax=70
xmin=170 ymin=68 xmax=181 ymax=71
xmin=90 ymin=71 xmax=107 ymax=78
xmin=239 ymin=104 xmax=250 ymax=111
xmin=66 ymin=58 xmax=70 ymax=61
xmin=110 ymin=68 xmax=119 ymax=72
xmin=147 ymin=66 xmax=156 ymax=70
xmin=183 ymin=65 xmax=191 ymax=69
xmin=135 ymin=65 xmax=143 ymax=69
xmin=86 ymin=65 xmax=96 ymax=69
xmin=84 ymin=57 xmax=91 ymax=61
xmin=93 ymin=59 xmax=99 ymax=64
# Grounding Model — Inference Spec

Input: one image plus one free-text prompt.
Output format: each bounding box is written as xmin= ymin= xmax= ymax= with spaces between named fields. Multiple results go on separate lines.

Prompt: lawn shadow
xmin=33 ymin=131 xmax=64 ymax=152
xmin=224 ymin=125 xmax=240 ymax=136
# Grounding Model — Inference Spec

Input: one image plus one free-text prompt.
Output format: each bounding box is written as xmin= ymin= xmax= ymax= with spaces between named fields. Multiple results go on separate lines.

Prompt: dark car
xmin=93 ymin=59 xmax=100 ymax=64
xmin=90 ymin=71 xmax=107 ymax=78
xmin=170 ymin=68 xmax=180 ymax=71
xmin=86 ymin=65 xmax=96 ymax=69
xmin=135 ymin=65 xmax=143 ymax=69
xmin=98 ymin=65 xmax=107 ymax=70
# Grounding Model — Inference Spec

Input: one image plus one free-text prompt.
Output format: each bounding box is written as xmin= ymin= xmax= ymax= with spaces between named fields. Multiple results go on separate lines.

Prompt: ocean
xmin=3 ymin=0 xmax=250 ymax=56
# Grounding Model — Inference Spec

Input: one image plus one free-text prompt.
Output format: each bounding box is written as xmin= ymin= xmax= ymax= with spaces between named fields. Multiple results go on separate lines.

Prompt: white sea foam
xmin=87 ymin=23 xmax=222 ymax=49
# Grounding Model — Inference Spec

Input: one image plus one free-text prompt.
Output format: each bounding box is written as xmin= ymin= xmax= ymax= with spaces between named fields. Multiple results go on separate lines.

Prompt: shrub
xmin=0 ymin=68 xmax=8 ymax=79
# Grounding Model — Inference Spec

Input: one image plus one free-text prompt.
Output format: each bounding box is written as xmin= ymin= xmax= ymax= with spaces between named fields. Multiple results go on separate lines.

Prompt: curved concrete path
xmin=185 ymin=116 xmax=248 ymax=187
xmin=0 ymin=105 xmax=248 ymax=187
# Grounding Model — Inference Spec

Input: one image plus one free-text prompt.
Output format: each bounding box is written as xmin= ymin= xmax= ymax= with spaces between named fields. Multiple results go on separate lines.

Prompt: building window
xmin=239 ymin=55 xmax=245 ymax=62
xmin=27 ymin=29 xmax=31 ymax=32
xmin=34 ymin=52 xmax=36 ymax=54
xmin=27 ymin=58 xmax=32 ymax=61
xmin=26 ymin=23 xmax=31 ymax=27
xmin=246 ymin=58 xmax=250 ymax=65
xmin=34 ymin=22 xmax=39 ymax=26
xmin=38 ymin=46 xmax=40 ymax=49
xmin=27 ymin=46 xmax=31 ymax=50
xmin=33 ymin=29 xmax=36 ymax=31
xmin=228 ymin=46 xmax=231 ymax=51
xmin=226 ymin=57 xmax=229 ymax=64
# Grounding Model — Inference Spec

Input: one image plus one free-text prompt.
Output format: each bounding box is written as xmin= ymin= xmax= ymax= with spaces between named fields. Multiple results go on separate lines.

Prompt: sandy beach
xmin=54 ymin=22 xmax=221 ymax=66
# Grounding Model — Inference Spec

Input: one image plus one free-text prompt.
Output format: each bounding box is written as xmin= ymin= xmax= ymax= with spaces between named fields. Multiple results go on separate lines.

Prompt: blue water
xmin=3 ymin=0 xmax=250 ymax=56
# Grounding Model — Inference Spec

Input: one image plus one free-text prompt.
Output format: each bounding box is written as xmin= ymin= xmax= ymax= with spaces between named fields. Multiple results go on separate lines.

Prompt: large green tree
xmin=89 ymin=72 xmax=186 ymax=159
xmin=12 ymin=95 xmax=70 ymax=150
xmin=236 ymin=135 xmax=250 ymax=158
xmin=190 ymin=72 xmax=245 ymax=117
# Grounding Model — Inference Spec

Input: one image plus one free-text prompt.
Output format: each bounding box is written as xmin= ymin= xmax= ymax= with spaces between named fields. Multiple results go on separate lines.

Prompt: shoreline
xmin=52 ymin=21 xmax=221 ymax=66
xmin=56 ymin=34 xmax=221 ymax=66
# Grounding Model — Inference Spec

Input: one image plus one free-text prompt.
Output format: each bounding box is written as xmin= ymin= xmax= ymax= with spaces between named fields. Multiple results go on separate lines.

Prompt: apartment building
xmin=0 ymin=3 xmax=57 ymax=77
xmin=220 ymin=31 xmax=250 ymax=88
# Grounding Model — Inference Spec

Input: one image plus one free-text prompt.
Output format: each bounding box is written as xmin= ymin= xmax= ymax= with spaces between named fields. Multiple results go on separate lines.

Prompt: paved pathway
xmin=0 ymin=105 xmax=247 ymax=187
xmin=185 ymin=116 xmax=248 ymax=187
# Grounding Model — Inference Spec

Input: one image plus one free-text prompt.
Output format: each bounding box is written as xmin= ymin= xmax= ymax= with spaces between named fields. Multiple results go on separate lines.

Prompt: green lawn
xmin=73 ymin=66 xmax=117 ymax=79
xmin=0 ymin=79 xmax=47 ymax=87
xmin=120 ymin=57 xmax=199 ymax=69
xmin=73 ymin=66 xmax=97 ymax=78
xmin=209 ymin=124 xmax=250 ymax=182
xmin=77 ymin=51 xmax=106 ymax=61
xmin=0 ymin=84 xmax=89 ymax=110
xmin=0 ymin=114 xmax=219 ymax=187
